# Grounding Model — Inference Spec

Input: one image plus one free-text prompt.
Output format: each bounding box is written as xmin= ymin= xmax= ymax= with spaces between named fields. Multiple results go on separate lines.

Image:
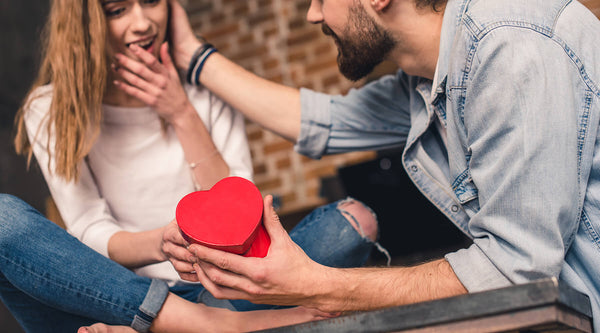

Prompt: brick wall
xmin=184 ymin=0 xmax=378 ymax=215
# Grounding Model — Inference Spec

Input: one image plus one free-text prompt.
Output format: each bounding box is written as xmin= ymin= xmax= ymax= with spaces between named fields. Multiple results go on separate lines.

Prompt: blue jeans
xmin=0 ymin=194 xmax=374 ymax=332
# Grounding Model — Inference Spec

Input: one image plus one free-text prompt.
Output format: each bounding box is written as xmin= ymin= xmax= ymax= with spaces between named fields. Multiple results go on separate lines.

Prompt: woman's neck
xmin=103 ymin=78 xmax=147 ymax=107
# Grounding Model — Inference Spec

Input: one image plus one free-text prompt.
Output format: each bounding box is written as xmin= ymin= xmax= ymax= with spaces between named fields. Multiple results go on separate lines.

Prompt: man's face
xmin=314 ymin=0 xmax=396 ymax=81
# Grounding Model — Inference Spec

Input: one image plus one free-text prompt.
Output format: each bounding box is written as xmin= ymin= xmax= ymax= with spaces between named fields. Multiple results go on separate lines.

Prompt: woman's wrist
xmin=108 ymin=229 xmax=168 ymax=268
xmin=173 ymin=38 xmax=203 ymax=70
xmin=186 ymin=40 xmax=218 ymax=86
xmin=168 ymin=102 xmax=202 ymax=131
xmin=155 ymin=226 xmax=170 ymax=262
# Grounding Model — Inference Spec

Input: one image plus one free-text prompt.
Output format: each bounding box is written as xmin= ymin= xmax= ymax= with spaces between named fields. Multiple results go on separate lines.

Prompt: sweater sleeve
xmin=23 ymin=86 xmax=122 ymax=258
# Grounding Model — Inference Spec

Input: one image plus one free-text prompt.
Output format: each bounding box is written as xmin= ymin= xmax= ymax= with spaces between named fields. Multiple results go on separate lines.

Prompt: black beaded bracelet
xmin=186 ymin=43 xmax=218 ymax=85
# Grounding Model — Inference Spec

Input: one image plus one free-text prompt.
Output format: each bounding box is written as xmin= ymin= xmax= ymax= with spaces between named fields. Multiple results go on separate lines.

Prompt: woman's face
xmin=101 ymin=0 xmax=168 ymax=59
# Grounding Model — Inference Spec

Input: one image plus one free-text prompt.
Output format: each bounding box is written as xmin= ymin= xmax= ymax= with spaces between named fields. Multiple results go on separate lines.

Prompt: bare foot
xmin=78 ymin=323 xmax=136 ymax=333
xmin=149 ymin=293 xmax=337 ymax=332
xmin=141 ymin=292 xmax=338 ymax=332
xmin=77 ymin=306 xmax=334 ymax=333
xmin=237 ymin=306 xmax=338 ymax=331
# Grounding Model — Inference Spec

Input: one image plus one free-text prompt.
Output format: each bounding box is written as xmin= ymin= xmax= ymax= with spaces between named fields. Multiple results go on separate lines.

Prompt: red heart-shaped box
xmin=176 ymin=176 xmax=270 ymax=257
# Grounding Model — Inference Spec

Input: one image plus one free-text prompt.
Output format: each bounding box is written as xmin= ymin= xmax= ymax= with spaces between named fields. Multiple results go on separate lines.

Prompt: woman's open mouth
xmin=126 ymin=37 xmax=156 ymax=51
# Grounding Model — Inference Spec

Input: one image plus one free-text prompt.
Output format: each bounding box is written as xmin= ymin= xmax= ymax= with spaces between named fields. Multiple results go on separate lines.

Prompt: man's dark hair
xmin=416 ymin=0 xmax=448 ymax=11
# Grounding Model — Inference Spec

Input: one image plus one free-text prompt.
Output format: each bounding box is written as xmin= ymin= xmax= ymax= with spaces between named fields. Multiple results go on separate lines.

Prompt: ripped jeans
xmin=0 ymin=194 xmax=380 ymax=332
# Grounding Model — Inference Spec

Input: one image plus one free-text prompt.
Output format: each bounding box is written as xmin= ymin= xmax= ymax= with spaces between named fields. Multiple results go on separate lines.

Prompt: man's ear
xmin=369 ymin=0 xmax=392 ymax=12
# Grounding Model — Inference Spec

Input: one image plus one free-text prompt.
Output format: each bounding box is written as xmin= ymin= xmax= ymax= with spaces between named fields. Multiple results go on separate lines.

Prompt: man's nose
xmin=306 ymin=0 xmax=324 ymax=24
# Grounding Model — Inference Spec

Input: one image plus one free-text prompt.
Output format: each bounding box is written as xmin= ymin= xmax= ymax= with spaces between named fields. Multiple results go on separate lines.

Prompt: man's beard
xmin=322 ymin=3 xmax=395 ymax=81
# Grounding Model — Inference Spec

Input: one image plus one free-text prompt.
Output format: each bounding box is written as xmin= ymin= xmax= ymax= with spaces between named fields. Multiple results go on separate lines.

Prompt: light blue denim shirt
xmin=296 ymin=0 xmax=600 ymax=328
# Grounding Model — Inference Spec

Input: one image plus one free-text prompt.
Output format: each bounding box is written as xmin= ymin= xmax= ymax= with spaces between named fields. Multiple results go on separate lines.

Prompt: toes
xmin=80 ymin=323 xmax=137 ymax=333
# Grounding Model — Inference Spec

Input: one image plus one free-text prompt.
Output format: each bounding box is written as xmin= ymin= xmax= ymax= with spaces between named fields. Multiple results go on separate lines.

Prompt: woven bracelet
xmin=186 ymin=43 xmax=218 ymax=85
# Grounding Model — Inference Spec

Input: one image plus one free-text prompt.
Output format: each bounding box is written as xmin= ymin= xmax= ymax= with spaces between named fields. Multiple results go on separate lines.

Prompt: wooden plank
xmin=395 ymin=305 xmax=592 ymax=333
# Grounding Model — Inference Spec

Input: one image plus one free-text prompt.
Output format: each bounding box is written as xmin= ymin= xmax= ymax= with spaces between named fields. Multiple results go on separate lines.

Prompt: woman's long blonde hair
xmin=14 ymin=0 xmax=108 ymax=182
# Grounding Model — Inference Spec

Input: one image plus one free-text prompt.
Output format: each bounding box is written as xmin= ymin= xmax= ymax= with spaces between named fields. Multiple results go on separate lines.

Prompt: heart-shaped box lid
xmin=176 ymin=176 xmax=270 ymax=257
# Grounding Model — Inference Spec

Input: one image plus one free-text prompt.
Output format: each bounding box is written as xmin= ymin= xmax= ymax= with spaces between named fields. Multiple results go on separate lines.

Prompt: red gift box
xmin=176 ymin=176 xmax=270 ymax=257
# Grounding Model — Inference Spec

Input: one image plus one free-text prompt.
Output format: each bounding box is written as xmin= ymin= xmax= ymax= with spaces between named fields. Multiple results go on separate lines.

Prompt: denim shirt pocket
xmin=452 ymin=167 xmax=479 ymax=204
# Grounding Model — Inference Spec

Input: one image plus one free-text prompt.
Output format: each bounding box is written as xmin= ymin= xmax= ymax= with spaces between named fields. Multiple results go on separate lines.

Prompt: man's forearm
xmin=315 ymin=259 xmax=467 ymax=312
xmin=176 ymin=45 xmax=302 ymax=142
xmin=169 ymin=0 xmax=302 ymax=141
xmin=200 ymin=53 xmax=301 ymax=142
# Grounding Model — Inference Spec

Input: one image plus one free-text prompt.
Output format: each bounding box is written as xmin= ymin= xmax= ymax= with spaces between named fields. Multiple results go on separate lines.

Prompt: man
xmin=117 ymin=0 xmax=600 ymax=330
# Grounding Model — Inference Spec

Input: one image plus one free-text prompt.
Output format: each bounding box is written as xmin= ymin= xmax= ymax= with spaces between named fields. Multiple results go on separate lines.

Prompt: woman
xmin=1 ymin=0 xmax=376 ymax=331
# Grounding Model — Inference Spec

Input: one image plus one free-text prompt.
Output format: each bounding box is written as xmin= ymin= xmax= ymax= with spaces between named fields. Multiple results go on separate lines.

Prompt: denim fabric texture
xmin=297 ymin=0 xmax=600 ymax=329
xmin=0 ymin=194 xmax=159 ymax=332
xmin=0 ymin=194 xmax=373 ymax=331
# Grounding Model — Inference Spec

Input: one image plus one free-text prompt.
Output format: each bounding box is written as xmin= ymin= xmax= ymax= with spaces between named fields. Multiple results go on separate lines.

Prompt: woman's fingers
xmin=162 ymin=222 xmax=195 ymax=262
xmin=160 ymin=220 xmax=198 ymax=281
xmin=178 ymin=272 xmax=200 ymax=282
xmin=163 ymin=220 xmax=188 ymax=245
xmin=162 ymin=240 xmax=193 ymax=262
xmin=170 ymin=258 xmax=194 ymax=272
xmin=113 ymin=65 xmax=160 ymax=96
xmin=114 ymin=53 xmax=159 ymax=83
xmin=129 ymin=44 xmax=166 ymax=74
xmin=159 ymin=43 xmax=178 ymax=74
xmin=114 ymin=48 xmax=168 ymax=91
xmin=189 ymin=243 xmax=259 ymax=277
xmin=113 ymin=80 xmax=155 ymax=106
xmin=113 ymin=45 xmax=190 ymax=121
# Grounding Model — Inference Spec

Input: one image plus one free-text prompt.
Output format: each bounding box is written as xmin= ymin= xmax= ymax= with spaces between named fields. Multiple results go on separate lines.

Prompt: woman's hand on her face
xmin=167 ymin=0 xmax=203 ymax=70
xmin=113 ymin=42 xmax=193 ymax=125
xmin=161 ymin=220 xmax=200 ymax=282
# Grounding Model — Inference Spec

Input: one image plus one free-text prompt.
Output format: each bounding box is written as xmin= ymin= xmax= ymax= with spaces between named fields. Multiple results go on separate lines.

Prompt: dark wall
xmin=338 ymin=149 xmax=471 ymax=265
xmin=1 ymin=2 xmax=50 ymax=331
xmin=0 ymin=0 xmax=50 ymax=213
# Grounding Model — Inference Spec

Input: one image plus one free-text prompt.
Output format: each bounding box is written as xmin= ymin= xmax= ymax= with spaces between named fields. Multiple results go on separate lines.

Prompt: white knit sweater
xmin=24 ymin=84 xmax=253 ymax=283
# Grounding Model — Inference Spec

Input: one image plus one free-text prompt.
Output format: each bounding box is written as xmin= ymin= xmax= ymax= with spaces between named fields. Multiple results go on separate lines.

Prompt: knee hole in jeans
xmin=336 ymin=199 xmax=378 ymax=242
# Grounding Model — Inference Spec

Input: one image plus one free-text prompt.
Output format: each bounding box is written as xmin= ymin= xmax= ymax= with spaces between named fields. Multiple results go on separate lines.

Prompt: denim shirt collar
xmin=431 ymin=0 xmax=469 ymax=107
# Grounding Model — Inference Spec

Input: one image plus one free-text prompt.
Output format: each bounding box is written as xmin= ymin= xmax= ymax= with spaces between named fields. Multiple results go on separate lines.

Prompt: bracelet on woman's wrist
xmin=188 ymin=149 xmax=220 ymax=191
xmin=186 ymin=41 xmax=218 ymax=86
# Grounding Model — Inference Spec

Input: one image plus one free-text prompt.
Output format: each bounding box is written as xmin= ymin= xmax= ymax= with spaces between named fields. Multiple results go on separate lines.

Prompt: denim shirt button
xmin=451 ymin=205 xmax=459 ymax=212
xmin=410 ymin=165 xmax=419 ymax=172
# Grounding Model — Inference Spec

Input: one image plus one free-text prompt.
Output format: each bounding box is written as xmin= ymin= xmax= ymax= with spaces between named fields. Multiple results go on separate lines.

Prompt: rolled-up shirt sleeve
xmin=296 ymin=73 xmax=413 ymax=159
